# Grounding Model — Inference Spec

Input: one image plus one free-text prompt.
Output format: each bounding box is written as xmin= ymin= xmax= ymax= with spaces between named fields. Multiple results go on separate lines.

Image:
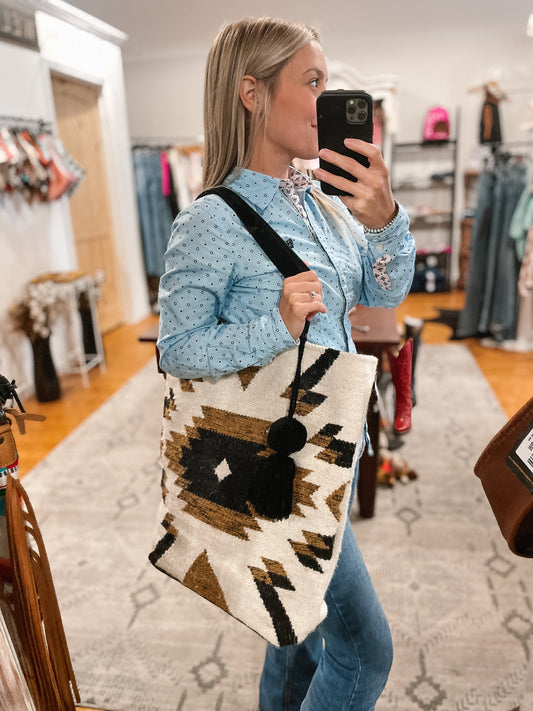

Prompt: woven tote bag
xmin=149 ymin=188 xmax=378 ymax=646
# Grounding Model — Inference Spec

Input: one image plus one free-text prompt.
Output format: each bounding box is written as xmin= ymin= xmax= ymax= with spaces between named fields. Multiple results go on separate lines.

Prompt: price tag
xmin=507 ymin=422 xmax=533 ymax=494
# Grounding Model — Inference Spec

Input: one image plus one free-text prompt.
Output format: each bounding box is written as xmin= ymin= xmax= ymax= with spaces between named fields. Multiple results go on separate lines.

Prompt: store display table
xmin=350 ymin=305 xmax=400 ymax=518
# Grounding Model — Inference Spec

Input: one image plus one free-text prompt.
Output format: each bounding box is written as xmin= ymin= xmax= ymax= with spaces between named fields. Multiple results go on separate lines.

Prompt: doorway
xmin=51 ymin=73 xmax=124 ymax=333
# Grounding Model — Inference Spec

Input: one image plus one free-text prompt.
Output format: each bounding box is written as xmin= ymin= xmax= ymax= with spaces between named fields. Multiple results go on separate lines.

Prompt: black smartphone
xmin=316 ymin=90 xmax=373 ymax=196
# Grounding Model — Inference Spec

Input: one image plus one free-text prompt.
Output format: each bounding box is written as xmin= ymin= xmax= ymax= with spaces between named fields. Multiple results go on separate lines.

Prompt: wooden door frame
xmin=50 ymin=70 xmax=125 ymax=331
xmin=44 ymin=59 xmax=149 ymax=325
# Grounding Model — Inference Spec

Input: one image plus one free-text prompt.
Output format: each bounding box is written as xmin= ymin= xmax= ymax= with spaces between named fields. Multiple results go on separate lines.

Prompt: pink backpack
xmin=423 ymin=106 xmax=450 ymax=141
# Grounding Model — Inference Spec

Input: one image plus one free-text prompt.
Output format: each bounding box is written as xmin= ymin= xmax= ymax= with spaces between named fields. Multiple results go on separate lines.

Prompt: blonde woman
xmin=158 ymin=17 xmax=415 ymax=711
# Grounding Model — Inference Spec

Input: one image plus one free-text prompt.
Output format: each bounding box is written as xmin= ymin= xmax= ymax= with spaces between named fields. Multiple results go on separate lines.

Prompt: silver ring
xmin=310 ymin=290 xmax=317 ymax=301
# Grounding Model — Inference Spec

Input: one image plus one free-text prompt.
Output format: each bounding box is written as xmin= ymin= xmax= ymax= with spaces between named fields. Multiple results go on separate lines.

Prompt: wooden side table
xmin=350 ymin=305 xmax=400 ymax=518
xmin=139 ymin=323 xmax=163 ymax=373
xmin=458 ymin=216 xmax=473 ymax=290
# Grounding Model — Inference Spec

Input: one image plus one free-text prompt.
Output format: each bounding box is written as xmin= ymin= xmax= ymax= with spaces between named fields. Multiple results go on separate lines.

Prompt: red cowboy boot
xmin=387 ymin=337 xmax=413 ymax=434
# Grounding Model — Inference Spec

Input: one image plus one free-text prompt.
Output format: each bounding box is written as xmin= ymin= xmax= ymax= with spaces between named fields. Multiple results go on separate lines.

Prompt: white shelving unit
xmin=55 ymin=274 xmax=106 ymax=387
xmin=35 ymin=273 xmax=106 ymax=388
xmin=392 ymin=140 xmax=457 ymax=292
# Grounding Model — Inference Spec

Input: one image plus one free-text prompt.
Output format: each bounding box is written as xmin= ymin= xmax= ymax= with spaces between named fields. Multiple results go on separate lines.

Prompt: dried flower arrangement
xmin=10 ymin=281 xmax=61 ymax=342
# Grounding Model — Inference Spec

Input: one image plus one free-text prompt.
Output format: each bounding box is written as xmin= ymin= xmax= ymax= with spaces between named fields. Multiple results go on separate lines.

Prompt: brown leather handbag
xmin=474 ymin=397 xmax=533 ymax=557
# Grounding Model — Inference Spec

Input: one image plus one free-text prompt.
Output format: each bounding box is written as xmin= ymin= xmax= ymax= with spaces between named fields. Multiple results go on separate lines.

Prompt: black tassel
xmin=248 ymin=416 xmax=307 ymax=519
xmin=267 ymin=416 xmax=307 ymax=454
xmin=248 ymin=453 xmax=297 ymax=520
xmin=248 ymin=323 xmax=311 ymax=520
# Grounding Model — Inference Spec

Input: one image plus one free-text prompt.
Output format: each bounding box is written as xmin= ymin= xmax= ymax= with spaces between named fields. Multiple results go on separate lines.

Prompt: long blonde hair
xmin=203 ymin=17 xmax=319 ymax=189
xmin=203 ymin=17 xmax=362 ymax=243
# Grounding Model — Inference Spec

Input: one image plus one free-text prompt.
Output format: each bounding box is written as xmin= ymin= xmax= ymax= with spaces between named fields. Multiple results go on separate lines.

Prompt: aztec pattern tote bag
xmin=149 ymin=188 xmax=377 ymax=646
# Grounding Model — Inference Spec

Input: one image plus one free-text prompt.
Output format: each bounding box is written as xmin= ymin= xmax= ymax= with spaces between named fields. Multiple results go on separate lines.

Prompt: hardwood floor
xmin=14 ymin=313 xmax=160 ymax=476
xmin=6 ymin=291 xmax=530 ymax=711
xmin=11 ymin=291 xmax=532 ymax=477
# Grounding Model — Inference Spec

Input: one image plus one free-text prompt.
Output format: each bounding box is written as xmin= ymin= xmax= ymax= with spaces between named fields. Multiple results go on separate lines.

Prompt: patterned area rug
xmin=22 ymin=344 xmax=532 ymax=711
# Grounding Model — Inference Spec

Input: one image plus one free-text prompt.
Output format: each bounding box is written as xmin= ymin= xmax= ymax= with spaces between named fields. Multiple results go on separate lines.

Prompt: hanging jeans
xmin=457 ymin=162 xmax=526 ymax=340
xmin=259 ymin=469 xmax=393 ymax=711
xmin=478 ymin=165 xmax=508 ymax=333
xmin=456 ymin=169 xmax=495 ymax=338
xmin=133 ymin=149 xmax=174 ymax=277
xmin=489 ymin=163 xmax=526 ymax=340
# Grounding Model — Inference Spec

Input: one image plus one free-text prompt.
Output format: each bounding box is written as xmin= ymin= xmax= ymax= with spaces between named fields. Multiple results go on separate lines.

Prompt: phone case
xmin=317 ymin=90 xmax=373 ymax=196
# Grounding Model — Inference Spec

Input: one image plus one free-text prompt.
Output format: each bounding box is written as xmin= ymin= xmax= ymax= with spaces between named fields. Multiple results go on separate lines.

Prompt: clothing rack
xmin=132 ymin=140 xmax=204 ymax=292
xmin=457 ymin=145 xmax=530 ymax=343
xmin=484 ymin=141 xmax=533 ymax=171
xmin=131 ymin=136 xmax=203 ymax=150
xmin=0 ymin=115 xmax=53 ymax=131
xmin=0 ymin=119 xmax=84 ymax=202
xmin=487 ymin=139 xmax=533 ymax=150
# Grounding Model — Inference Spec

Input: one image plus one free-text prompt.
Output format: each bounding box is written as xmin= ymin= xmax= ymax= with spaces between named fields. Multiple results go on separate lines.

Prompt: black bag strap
xmin=197 ymin=186 xmax=314 ymax=520
xmin=197 ymin=186 xmax=310 ymax=278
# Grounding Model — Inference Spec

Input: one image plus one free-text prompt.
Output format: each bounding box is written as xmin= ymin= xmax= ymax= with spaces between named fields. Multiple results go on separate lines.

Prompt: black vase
xmin=31 ymin=335 xmax=61 ymax=402
xmin=79 ymin=304 xmax=97 ymax=357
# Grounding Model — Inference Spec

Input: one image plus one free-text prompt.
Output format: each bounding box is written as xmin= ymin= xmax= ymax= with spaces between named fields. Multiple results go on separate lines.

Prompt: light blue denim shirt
xmin=158 ymin=167 xmax=415 ymax=378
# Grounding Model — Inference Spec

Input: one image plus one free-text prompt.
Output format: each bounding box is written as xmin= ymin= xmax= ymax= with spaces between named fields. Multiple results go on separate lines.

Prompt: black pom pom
xmin=267 ymin=417 xmax=307 ymax=454
xmin=248 ymin=453 xmax=296 ymax=520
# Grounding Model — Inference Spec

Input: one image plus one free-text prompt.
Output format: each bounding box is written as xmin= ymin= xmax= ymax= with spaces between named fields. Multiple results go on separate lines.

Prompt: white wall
xmin=0 ymin=4 xmax=150 ymax=395
xmin=125 ymin=49 xmax=205 ymax=143
xmin=123 ymin=26 xmax=533 ymax=151
xmin=0 ymin=38 xmax=77 ymax=394
xmin=123 ymin=22 xmax=533 ymax=283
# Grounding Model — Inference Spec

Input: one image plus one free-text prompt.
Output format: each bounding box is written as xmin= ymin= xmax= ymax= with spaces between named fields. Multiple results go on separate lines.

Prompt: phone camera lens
xmin=347 ymin=106 xmax=356 ymax=115
xmin=356 ymin=99 xmax=367 ymax=110
xmin=357 ymin=111 xmax=367 ymax=121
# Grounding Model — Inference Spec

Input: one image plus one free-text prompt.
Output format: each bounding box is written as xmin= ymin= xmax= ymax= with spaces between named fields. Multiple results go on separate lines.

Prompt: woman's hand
xmin=279 ymin=270 xmax=327 ymax=340
xmin=315 ymin=139 xmax=397 ymax=229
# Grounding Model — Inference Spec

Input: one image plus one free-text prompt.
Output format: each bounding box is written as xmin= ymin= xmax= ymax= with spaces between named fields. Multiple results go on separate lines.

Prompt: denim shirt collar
xmin=225 ymin=167 xmax=312 ymax=213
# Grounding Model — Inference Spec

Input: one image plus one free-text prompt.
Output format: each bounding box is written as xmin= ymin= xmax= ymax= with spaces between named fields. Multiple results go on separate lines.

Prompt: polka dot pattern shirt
xmin=158 ymin=167 xmax=415 ymax=378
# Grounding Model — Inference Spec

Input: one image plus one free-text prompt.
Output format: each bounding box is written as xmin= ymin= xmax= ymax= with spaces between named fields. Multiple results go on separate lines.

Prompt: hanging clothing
xmin=457 ymin=157 xmax=527 ymax=341
xmin=479 ymin=161 xmax=526 ymax=338
xmin=456 ymin=169 xmax=495 ymax=338
xmin=163 ymin=151 xmax=180 ymax=219
xmin=166 ymin=148 xmax=190 ymax=210
xmin=0 ymin=123 xmax=84 ymax=202
xmin=518 ymin=223 xmax=533 ymax=298
xmin=166 ymin=146 xmax=204 ymax=208
xmin=509 ymin=186 xmax=533 ymax=261
xmin=133 ymin=144 xmax=205 ymax=281
xmin=480 ymin=91 xmax=502 ymax=145
xmin=132 ymin=148 xmax=175 ymax=278
xmin=509 ymin=224 xmax=533 ymax=351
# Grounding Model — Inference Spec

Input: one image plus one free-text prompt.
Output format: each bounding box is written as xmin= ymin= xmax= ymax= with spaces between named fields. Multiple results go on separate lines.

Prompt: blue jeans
xmin=489 ymin=163 xmax=526 ymax=340
xmin=456 ymin=169 xmax=495 ymax=338
xmin=259 ymin=473 xmax=393 ymax=710
xmin=457 ymin=162 xmax=526 ymax=340
xmin=133 ymin=149 xmax=174 ymax=277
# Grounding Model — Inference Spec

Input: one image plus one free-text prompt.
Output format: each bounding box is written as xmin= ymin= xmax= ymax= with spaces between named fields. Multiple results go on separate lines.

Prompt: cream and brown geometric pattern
xmin=150 ymin=342 xmax=377 ymax=646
